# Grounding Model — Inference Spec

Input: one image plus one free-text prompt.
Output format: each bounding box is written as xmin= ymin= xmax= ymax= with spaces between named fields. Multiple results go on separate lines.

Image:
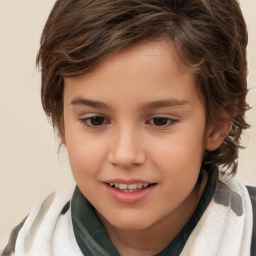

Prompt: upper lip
xmin=104 ymin=179 xmax=154 ymax=184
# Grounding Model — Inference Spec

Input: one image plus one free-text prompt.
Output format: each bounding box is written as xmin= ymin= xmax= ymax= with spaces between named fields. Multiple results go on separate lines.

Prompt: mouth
xmin=105 ymin=182 xmax=156 ymax=192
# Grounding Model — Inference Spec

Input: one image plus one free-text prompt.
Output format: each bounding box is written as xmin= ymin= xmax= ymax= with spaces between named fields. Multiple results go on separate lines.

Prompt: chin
xmin=105 ymin=213 xmax=157 ymax=231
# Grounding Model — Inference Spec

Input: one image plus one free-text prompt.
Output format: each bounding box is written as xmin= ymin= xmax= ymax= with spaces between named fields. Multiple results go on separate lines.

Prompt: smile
xmin=104 ymin=181 xmax=157 ymax=204
xmin=107 ymin=182 xmax=151 ymax=192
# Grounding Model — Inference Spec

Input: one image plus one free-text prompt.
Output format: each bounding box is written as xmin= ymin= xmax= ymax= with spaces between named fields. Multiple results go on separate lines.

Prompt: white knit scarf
xmin=181 ymin=176 xmax=253 ymax=255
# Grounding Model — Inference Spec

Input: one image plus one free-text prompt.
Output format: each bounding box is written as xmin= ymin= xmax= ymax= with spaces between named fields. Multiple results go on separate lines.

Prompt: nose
xmin=108 ymin=126 xmax=146 ymax=168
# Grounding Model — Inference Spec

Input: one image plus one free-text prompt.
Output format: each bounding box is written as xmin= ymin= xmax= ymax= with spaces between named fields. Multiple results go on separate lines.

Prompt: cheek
xmin=148 ymin=125 xmax=205 ymax=189
xmin=65 ymin=127 xmax=107 ymax=179
xmin=150 ymin=131 xmax=205 ymax=167
xmin=151 ymin=136 xmax=204 ymax=203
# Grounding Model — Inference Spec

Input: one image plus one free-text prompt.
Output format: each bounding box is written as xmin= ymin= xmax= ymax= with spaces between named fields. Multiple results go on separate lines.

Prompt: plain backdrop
xmin=0 ymin=0 xmax=255 ymax=249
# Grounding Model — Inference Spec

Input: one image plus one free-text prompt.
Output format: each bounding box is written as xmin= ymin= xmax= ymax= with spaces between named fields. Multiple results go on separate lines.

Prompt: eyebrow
xmin=142 ymin=99 xmax=191 ymax=109
xmin=70 ymin=97 xmax=111 ymax=110
xmin=70 ymin=97 xmax=190 ymax=110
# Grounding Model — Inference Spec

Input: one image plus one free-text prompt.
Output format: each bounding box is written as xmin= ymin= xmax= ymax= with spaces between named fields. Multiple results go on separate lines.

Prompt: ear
xmin=205 ymin=120 xmax=232 ymax=151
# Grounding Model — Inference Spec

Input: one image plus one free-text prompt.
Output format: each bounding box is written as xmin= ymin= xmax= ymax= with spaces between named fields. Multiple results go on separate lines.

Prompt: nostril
xmin=108 ymin=146 xmax=146 ymax=167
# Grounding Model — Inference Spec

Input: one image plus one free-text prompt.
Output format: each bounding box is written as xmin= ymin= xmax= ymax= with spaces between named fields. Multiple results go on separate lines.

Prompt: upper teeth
xmin=109 ymin=183 xmax=149 ymax=190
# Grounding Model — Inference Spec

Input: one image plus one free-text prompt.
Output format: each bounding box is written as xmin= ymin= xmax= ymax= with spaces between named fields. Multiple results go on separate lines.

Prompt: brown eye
xmin=147 ymin=117 xmax=178 ymax=127
xmin=89 ymin=116 xmax=106 ymax=126
xmin=80 ymin=116 xmax=108 ymax=127
xmin=152 ymin=117 xmax=169 ymax=126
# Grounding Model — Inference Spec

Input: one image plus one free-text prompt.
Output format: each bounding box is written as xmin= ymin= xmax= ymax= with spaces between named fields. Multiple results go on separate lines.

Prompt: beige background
xmin=0 ymin=0 xmax=255 ymax=249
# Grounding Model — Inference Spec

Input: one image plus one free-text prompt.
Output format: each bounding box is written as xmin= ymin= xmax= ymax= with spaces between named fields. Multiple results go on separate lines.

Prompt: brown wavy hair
xmin=37 ymin=0 xmax=249 ymax=175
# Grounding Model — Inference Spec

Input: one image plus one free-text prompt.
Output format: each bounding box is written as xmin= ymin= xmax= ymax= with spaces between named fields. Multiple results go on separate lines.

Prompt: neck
xmin=98 ymin=172 xmax=208 ymax=256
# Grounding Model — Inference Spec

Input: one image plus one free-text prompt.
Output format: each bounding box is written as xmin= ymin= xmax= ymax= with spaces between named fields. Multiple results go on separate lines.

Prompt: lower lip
xmin=104 ymin=184 xmax=156 ymax=204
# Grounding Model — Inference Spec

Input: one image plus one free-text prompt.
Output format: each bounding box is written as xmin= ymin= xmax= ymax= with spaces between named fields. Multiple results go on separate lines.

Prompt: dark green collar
xmin=71 ymin=165 xmax=218 ymax=256
xmin=71 ymin=188 xmax=120 ymax=256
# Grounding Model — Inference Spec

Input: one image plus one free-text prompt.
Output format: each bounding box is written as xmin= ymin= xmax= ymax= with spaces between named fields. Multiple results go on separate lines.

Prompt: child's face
xmin=63 ymin=41 xmax=208 ymax=231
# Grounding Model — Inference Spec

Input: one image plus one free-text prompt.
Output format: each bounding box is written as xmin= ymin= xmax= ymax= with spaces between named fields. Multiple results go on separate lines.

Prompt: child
xmin=2 ymin=0 xmax=255 ymax=255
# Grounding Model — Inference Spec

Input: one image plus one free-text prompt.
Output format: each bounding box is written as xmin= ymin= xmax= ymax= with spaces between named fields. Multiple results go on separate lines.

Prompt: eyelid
xmin=78 ymin=113 xmax=178 ymax=129
xmin=146 ymin=113 xmax=179 ymax=120
xmin=79 ymin=114 xmax=110 ymax=128
xmin=146 ymin=115 xmax=179 ymax=128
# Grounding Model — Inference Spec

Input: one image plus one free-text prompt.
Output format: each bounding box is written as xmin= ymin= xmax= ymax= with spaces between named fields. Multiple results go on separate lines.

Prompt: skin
xmin=63 ymin=41 xmax=228 ymax=256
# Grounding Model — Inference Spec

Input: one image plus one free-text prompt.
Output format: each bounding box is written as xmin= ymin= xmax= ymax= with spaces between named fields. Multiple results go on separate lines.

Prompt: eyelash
xmin=80 ymin=116 xmax=109 ymax=127
xmin=79 ymin=115 xmax=178 ymax=128
xmin=146 ymin=117 xmax=178 ymax=127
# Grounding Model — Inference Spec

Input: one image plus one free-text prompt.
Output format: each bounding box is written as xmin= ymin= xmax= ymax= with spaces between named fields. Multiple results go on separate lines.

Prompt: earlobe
xmin=205 ymin=120 xmax=232 ymax=151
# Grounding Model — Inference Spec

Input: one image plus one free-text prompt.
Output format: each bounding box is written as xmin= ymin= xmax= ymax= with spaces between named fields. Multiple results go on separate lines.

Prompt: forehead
xmin=63 ymin=40 xmax=199 ymax=107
